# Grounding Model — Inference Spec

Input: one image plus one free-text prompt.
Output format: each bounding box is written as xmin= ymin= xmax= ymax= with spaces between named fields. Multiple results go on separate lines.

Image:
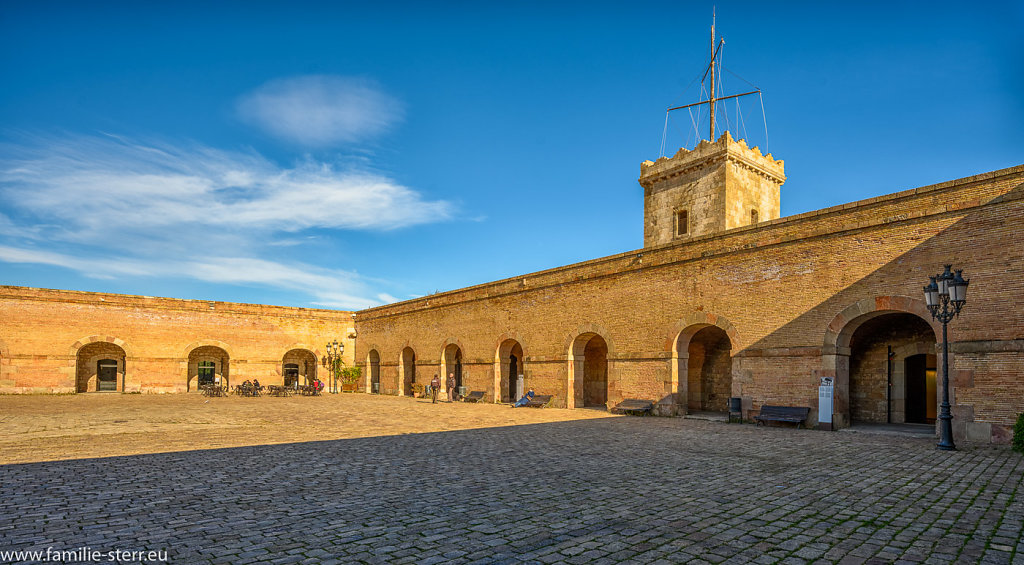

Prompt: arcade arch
xmin=496 ymin=339 xmax=524 ymax=403
xmin=441 ymin=343 xmax=463 ymax=401
xmin=568 ymin=332 xmax=608 ymax=409
xmin=847 ymin=313 xmax=937 ymax=425
xmin=76 ymin=342 xmax=126 ymax=392
xmin=824 ymin=297 xmax=940 ymax=428
xmin=399 ymin=347 xmax=416 ymax=396
xmin=187 ymin=346 xmax=230 ymax=392
xmin=367 ymin=349 xmax=381 ymax=394
xmin=282 ymin=348 xmax=317 ymax=388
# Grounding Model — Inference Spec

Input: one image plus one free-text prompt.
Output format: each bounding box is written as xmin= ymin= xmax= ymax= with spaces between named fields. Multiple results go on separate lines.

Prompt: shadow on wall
xmin=737 ymin=180 xmax=1024 ymax=442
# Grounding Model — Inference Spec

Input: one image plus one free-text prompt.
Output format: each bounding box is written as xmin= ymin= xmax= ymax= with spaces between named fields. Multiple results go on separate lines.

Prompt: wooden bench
xmin=463 ymin=390 xmax=487 ymax=403
xmin=524 ymin=394 xmax=553 ymax=408
xmin=754 ymin=405 xmax=810 ymax=429
xmin=612 ymin=398 xmax=654 ymax=416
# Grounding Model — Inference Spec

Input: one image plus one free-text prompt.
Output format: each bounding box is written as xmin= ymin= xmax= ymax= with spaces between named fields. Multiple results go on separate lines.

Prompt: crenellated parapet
xmin=639 ymin=132 xmax=785 ymax=247
xmin=640 ymin=131 xmax=784 ymax=189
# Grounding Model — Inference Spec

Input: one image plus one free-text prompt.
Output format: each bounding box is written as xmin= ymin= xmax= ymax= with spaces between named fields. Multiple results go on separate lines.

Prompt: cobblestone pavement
xmin=1 ymin=417 xmax=1021 ymax=564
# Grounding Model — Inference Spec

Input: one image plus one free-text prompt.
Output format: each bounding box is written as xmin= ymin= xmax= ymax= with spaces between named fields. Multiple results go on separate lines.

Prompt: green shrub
xmin=340 ymin=366 xmax=362 ymax=384
xmin=1013 ymin=413 xmax=1024 ymax=454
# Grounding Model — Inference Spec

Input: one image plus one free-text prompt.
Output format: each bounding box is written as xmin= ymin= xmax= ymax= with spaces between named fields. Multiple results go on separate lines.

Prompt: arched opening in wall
xmin=847 ymin=313 xmax=936 ymax=426
xmin=282 ymin=349 xmax=317 ymax=389
xmin=497 ymin=339 xmax=524 ymax=403
xmin=368 ymin=349 xmax=381 ymax=394
xmin=400 ymin=347 xmax=416 ymax=396
xmin=569 ymin=333 xmax=608 ymax=409
xmin=187 ymin=346 xmax=230 ymax=392
xmin=442 ymin=344 xmax=463 ymax=397
xmin=684 ymin=326 xmax=732 ymax=413
xmin=76 ymin=342 xmax=126 ymax=392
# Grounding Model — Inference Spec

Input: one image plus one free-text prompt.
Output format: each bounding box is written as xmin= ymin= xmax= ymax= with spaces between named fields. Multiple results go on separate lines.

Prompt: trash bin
xmin=372 ymin=382 xmax=379 ymax=394
xmin=728 ymin=397 xmax=742 ymax=422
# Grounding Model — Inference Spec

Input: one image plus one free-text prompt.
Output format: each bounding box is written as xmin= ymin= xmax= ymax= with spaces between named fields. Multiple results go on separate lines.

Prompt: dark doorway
xmin=368 ymin=350 xmax=381 ymax=393
xmin=198 ymin=361 xmax=216 ymax=387
xmin=582 ymin=335 xmax=608 ymax=407
xmin=508 ymin=354 xmax=518 ymax=401
xmin=686 ymin=326 xmax=732 ymax=412
xmin=848 ymin=313 xmax=936 ymax=424
xmin=905 ymin=354 xmax=937 ymax=424
xmin=97 ymin=359 xmax=118 ymax=391
xmin=283 ymin=363 xmax=300 ymax=388
xmin=402 ymin=347 xmax=416 ymax=396
xmin=454 ymin=352 xmax=462 ymax=388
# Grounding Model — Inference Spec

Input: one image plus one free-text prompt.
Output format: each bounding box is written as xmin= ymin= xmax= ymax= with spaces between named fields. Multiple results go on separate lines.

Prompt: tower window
xmin=751 ymin=209 xmax=759 ymax=225
xmin=675 ymin=209 xmax=688 ymax=236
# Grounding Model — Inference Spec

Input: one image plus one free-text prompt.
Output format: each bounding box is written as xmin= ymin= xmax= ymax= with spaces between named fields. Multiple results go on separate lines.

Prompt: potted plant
xmin=340 ymin=366 xmax=361 ymax=392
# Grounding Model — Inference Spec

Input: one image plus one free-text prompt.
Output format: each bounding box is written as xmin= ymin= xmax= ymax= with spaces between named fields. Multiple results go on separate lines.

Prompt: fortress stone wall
xmin=0 ymin=287 xmax=355 ymax=393
xmin=1 ymin=134 xmax=1021 ymax=445
xmin=353 ymin=154 xmax=1024 ymax=445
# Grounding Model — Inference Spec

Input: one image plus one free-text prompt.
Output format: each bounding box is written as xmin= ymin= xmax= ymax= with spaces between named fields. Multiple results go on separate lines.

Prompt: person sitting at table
xmin=512 ymin=389 xmax=535 ymax=408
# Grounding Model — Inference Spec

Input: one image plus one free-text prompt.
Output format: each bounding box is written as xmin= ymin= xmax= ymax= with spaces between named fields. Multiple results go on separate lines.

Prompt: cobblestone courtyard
xmin=1 ymin=408 xmax=1022 ymax=564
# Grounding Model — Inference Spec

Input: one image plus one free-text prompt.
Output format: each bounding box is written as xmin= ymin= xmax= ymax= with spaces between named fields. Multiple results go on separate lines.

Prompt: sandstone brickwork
xmin=640 ymin=132 xmax=784 ymax=246
xmin=0 ymin=287 xmax=355 ymax=393
xmin=1 ymin=140 xmax=1021 ymax=446
xmin=354 ymin=160 xmax=1024 ymax=444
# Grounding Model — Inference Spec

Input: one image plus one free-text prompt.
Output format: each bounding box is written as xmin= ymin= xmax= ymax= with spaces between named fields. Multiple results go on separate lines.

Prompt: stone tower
xmin=638 ymin=131 xmax=785 ymax=248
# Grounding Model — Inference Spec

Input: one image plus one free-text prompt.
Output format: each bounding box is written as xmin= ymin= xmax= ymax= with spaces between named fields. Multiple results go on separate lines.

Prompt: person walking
xmin=446 ymin=372 xmax=457 ymax=402
xmin=430 ymin=374 xmax=441 ymax=404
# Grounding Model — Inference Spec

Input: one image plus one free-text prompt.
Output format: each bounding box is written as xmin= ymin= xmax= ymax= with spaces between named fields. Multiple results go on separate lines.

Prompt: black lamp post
xmin=324 ymin=340 xmax=344 ymax=394
xmin=923 ymin=264 xmax=969 ymax=451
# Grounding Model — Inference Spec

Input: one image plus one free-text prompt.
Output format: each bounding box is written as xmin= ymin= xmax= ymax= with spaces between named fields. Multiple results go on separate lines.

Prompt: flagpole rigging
xmin=668 ymin=9 xmax=759 ymax=143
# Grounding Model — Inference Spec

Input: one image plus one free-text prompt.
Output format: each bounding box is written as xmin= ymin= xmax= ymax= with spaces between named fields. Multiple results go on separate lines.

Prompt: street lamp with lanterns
xmin=324 ymin=340 xmax=345 ymax=394
xmin=923 ymin=264 xmax=970 ymax=451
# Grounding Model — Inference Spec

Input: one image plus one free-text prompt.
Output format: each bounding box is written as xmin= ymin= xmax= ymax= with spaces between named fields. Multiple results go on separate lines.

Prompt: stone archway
xmin=399 ymin=347 xmax=416 ymax=397
xmin=75 ymin=341 xmax=127 ymax=392
xmin=567 ymin=327 xmax=613 ymax=410
xmin=495 ymin=337 xmax=525 ymax=403
xmin=367 ymin=349 xmax=381 ymax=394
xmin=440 ymin=343 xmax=463 ymax=401
xmin=282 ymin=348 xmax=317 ymax=388
xmin=823 ymin=296 xmax=940 ymax=429
xmin=669 ymin=313 xmax=740 ymax=415
xmin=186 ymin=345 xmax=230 ymax=392
xmin=684 ymin=327 xmax=732 ymax=412
xmin=846 ymin=313 xmax=937 ymax=425
xmin=69 ymin=336 xmax=134 ymax=392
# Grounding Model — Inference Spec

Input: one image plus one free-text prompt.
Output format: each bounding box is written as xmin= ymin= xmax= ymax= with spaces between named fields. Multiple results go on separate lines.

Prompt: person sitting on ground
xmin=512 ymin=388 xmax=535 ymax=408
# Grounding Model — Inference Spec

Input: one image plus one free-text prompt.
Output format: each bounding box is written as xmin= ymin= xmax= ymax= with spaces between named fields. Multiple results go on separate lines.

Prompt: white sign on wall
xmin=819 ymin=376 xmax=834 ymax=424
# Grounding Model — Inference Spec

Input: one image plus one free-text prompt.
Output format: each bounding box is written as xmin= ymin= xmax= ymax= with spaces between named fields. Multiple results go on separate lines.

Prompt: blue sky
xmin=1 ymin=1 xmax=1021 ymax=310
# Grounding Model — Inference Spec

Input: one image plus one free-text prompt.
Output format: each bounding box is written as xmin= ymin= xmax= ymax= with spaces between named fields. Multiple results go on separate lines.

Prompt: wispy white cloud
xmin=0 ymin=133 xmax=449 ymax=308
xmin=1 ymin=134 xmax=449 ymax=237
xmin=237 ymin=75 xmax=403 ymax=146
xmin=0 ymin=244 xmax=383 ymax=308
